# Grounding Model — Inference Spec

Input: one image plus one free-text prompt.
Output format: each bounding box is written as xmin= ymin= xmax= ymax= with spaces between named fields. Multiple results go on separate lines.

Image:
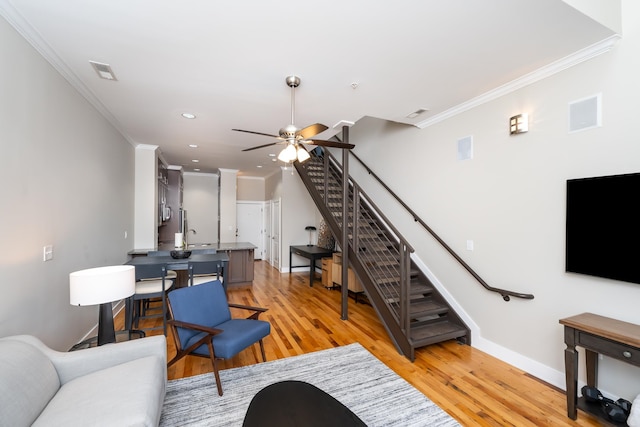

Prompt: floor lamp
xmin=70 ymin=265 xmax=135 ymax=346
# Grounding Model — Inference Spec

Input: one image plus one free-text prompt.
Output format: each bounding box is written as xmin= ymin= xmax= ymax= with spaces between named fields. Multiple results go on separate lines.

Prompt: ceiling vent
xmin=89 ymin=61 xmax=117 ymax=81
xmin=406 ymin=108 xmax=429 ymax=119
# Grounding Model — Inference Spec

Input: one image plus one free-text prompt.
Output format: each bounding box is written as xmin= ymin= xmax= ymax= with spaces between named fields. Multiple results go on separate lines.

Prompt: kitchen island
xmin=128 ymin=242 xmax=256 ymax=286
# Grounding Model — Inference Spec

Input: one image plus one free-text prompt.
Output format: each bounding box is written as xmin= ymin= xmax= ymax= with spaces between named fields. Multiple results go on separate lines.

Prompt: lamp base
xmin=97 ymin=302 xmax=116 ymax=346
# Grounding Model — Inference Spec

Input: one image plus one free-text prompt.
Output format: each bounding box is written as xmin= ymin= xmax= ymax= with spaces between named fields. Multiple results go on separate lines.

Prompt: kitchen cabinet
xmin=158 ymin=169 xmax=183 ymax=244
xmin=225 ymin=248 xmax=254 ymax=284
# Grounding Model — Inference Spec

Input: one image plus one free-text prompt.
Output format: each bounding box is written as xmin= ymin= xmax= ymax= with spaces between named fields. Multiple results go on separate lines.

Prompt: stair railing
xmin=348 ymin=151 xmax=534 ymax=302
xmin=306 ymin=150 xmax=415 ymax=333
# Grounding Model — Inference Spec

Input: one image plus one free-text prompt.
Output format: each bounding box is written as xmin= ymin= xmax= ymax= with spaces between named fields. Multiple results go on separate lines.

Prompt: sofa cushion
xmin=32 ymin=354 xmax=165 ymax=427
xmin=0 ymin=340 xmax=60 ymax=427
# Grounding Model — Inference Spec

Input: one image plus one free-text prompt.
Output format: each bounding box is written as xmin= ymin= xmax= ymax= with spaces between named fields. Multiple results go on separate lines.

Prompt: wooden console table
xmin=560 ymin=313 xmax=640 ymax=422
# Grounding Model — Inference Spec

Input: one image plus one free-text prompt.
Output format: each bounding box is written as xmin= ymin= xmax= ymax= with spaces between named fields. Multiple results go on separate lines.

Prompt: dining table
xmin=124 ymin=252 xmax=229 ymax=330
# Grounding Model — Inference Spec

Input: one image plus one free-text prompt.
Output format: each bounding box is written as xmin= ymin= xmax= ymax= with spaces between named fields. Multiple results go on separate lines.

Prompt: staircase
xmin=295 ymin=149 xmax=470 ymax=361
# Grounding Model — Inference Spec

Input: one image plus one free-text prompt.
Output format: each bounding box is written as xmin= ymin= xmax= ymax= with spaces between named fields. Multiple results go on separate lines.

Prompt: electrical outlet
xmin=43 ymin=245 xmax=53 ymax=261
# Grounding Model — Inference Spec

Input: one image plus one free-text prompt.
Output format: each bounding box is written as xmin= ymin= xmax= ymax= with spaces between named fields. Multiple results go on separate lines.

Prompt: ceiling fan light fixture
xmin=278 ymin=143 xmax=297 ymax=163
xmin=296 ymin=145 xmax=310 ymax=163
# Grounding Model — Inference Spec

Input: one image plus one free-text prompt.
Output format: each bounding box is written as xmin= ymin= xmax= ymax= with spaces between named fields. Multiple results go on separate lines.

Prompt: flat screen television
xmin=565 ymin=172 xmax=640 ymax=285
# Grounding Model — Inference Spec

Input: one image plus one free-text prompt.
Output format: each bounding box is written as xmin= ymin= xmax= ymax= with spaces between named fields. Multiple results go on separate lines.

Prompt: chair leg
xmin=259 ymin=339 xmax=267 ymax=362
xmin=207 ymin=341 xmax=223 ymax=396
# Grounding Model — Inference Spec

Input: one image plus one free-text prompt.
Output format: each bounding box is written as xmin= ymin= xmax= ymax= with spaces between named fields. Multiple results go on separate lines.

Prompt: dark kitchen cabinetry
xmin=226 ymin=248 xmax=255 ymax=284
xmin=158 ymin=169 xmax=183 ymax=244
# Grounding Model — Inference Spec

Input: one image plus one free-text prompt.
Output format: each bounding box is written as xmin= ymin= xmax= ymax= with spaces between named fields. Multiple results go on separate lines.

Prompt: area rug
xmin=160 ymin=343 xmax=459 ymax=426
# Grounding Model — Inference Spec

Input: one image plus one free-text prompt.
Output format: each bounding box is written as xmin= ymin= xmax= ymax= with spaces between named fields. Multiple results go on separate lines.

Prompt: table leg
xmin=585 ymin=349 xmax=598 ymax=388
xmin=563 ymin=326 xmax=578 ymax=420
xmin=309 ymin=257 xmax=314 ymax=287
xmin=125 ymin=296 xmax=133 ymax=331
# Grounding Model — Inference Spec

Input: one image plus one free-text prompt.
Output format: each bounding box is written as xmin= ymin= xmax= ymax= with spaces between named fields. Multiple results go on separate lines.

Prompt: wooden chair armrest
xmin=228 ymin=303 xmax=268 ymax=312
xmin=228 ymin=303 xmax=268 ymax=320
xmin=168 ymin=319 xmax=222 ymax=335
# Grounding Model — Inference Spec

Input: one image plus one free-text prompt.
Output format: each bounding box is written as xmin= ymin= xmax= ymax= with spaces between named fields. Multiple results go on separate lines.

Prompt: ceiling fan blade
xmin=241 ymin=142 xmax=280 ymax=152
xmin=306 ymin=139 xmax=355 ymax=149
xmin=232 ymin=129 xmax=280 ymax=139
xmin=297 ymin=123 xmax=329 ymax=140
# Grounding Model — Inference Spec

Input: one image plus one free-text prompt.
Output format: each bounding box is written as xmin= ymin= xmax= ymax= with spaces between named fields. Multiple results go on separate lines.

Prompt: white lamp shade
xmin=70 ymin=265 xmax=135 ymax=306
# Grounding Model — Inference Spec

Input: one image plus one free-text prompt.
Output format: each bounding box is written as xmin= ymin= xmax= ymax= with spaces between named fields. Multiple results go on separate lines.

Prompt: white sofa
xmin=0 ymin=334 xmax=167 ymax=427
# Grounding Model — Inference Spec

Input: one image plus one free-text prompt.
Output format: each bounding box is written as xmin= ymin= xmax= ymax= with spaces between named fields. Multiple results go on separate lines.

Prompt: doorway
xmin=236 ymin=201 xmax=264 ymax=260
xmin=270 ymin=198 xmax=281 ymax=269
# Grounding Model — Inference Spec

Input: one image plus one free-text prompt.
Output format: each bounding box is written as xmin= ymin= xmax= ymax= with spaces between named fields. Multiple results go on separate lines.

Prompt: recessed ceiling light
xmin=188 ymin=144 xmax=198 ymax=148
xmin=268 ymin=153 xmax=276 ymax=157
xmin=191 ymin=159 xmax=199 ymax=163
xmin=272 ymin=158 xmax=277 ymax=162
xmin=181 ymin=113 xmax=196 ymax=119
xmin=257 ymin=165 xmax=263 ymax=168
xmin=193 ymin=168 xmax=201 ymax=172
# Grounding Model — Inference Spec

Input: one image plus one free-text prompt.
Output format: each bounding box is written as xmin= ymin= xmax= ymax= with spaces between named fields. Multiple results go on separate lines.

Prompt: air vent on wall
xmin=457 ymin=135 xmax=473 ymax=161
xmin=568 ymin=94 xmax=601 ymax=133
xmin=89 ymin=61 xmax=117 ymax=81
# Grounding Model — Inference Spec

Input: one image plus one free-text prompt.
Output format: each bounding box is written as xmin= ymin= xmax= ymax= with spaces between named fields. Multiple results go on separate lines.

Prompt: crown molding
xmin=415 ymin=35 xmax=621 ymax=129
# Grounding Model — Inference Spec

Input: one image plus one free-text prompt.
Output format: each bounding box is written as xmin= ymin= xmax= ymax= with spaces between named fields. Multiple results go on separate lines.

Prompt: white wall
xmin=0 ymin=16 xmax=134 ymax=350
xmin=133 ymin=145 xmax=158 ymax=249
xmin=281 ymin=168 xmax=320 ymax=271
xmin=182 ymin=172 xmax=218 ymax=244
xmin=218 ymin=169 xmax=238 ymax=242
xmin=344 ymin=0 xmax=640 ymax=400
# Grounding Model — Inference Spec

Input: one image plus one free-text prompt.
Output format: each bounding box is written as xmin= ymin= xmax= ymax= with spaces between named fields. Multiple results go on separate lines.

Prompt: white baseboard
xmin=411 ymin=254 xmax=568 ymax=391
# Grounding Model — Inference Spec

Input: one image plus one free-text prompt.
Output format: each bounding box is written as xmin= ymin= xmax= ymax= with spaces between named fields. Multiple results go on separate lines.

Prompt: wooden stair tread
xmin=410 ymin=319 xmax=469 ymax=346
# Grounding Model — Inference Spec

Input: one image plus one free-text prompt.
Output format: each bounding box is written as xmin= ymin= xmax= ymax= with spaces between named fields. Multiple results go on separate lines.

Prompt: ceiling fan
xmin=233 ymin=75 xmax=355 ymax=163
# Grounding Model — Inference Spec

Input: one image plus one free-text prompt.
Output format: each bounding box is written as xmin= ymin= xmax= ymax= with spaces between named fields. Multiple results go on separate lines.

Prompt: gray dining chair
xmin=187 ymin=257 xmax=224 ymax=289
xmin=146 ymin=250 xmax=178 ymax=280
xmin=132 ymin=263 xmax=174 ymax=336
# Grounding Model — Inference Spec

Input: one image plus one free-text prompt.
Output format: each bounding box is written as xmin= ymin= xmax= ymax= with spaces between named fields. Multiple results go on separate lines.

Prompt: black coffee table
xmin=243 ymin=380 xmax=366 ymax=426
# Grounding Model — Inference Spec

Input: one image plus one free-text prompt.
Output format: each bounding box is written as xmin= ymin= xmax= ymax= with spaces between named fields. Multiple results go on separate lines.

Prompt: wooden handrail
xmin=349 ymin=152 xmax=534 ymax=301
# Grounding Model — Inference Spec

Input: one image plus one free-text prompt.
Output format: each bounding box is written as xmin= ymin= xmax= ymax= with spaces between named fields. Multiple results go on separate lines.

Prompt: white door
xmin=236 ymin=202 xmax=263 ymax=260
xmin=271 ymin=199 xmax=281 ymax=269
xmin=263 ymin=201 xmax=271 ymax=261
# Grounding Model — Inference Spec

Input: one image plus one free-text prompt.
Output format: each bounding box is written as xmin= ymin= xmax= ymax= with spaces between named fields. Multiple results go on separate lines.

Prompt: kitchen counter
xmin=128 ymin=242 xmax=257 ymax=256
xmin=128 ymin=242 xmax=257 ymax=285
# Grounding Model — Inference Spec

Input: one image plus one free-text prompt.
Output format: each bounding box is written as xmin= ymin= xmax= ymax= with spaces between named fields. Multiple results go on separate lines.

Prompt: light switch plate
xmin=43 ymin=245 xmax=53 ymax=261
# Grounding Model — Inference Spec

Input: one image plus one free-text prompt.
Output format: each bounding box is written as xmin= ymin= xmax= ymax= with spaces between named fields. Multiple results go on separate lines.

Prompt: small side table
xmin=289 ymin=245 xmax=335 ymax=287
xmin=69 ymin=330 xmax=145 ymax=351
xmin=560 ymin=313 xmax=640 ymax=423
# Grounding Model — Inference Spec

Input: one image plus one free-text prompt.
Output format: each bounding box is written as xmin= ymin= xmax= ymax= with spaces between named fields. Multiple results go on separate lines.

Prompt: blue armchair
xmin=166 ymin=280 xmax=270 ymax=395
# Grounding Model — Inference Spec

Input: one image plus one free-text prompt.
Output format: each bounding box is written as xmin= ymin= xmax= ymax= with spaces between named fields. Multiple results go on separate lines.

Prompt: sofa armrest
xmin=17 ymin=335 xmax=167 ymax=385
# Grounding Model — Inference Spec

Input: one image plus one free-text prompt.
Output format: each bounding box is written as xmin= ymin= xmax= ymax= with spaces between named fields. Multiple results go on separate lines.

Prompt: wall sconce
xmin=509 ymin=113 xmax=529 ymax=135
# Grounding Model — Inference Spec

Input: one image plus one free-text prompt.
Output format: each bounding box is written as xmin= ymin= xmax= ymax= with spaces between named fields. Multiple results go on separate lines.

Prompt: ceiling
xmin=1 ymin=0 xmax=618 ymax=177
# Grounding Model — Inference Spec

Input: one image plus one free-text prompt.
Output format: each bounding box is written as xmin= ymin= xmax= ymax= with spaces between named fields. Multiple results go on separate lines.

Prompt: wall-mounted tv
xmin=566 ymin=172 xmax=640 ymax=285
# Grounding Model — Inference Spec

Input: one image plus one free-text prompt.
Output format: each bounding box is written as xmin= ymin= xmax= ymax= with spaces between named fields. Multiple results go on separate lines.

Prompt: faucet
xmin=186 ymin=228 xmax=196 ymax=247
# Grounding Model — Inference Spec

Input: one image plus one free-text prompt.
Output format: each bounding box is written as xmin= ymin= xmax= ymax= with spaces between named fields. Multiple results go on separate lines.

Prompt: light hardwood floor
xmin=117 ymin=260 xmax=602 ymax=426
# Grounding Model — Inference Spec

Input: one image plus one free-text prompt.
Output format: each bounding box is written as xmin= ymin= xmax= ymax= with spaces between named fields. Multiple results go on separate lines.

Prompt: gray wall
xmin=0 ymin=16 xmax=134 ymax=350
xmin=342 ymin=1 xmax=640 ymax=400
